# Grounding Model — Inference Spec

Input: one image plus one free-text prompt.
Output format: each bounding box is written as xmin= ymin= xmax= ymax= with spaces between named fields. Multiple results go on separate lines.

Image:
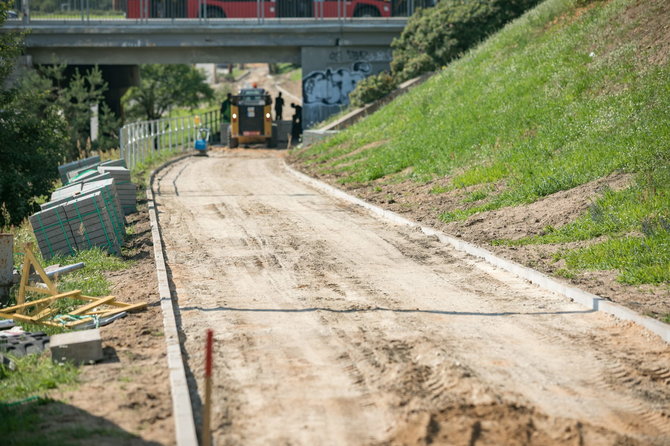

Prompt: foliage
xmin=123 ymin=64 xmax=215 ymax=121
xmin=391 ymin=0 xmax=542 ymax=82
xmin=130 ymin=148 xmax=182 ymax=189
xmin=352 ymin=0 xmax=542 ymax=106
xmin=349 ymin=72 xmax=398 ymax=107
xmin=34 ymin=63 xmax=120 ymax=159
xmin=0 ymin=6 xmax=69 ymax=227
xmin=0 ymin=16 xmax=120 ymax=225
xmin=295 ymin=0 xmax=670 ymax=285
xmin=96 ymin=102 xmax=123 ymax=152
xmin=0 ymin=354 xmax=78 ymax=403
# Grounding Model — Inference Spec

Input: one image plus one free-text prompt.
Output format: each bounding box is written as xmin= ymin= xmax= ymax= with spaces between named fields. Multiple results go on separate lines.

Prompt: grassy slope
xmin=295 ymin=0 xmax=669 ymax=286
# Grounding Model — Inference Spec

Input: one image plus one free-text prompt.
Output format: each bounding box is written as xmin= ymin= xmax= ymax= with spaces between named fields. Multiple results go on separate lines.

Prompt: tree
xmin=0 ymin=6 xmax=69 ymax=227
xmin=95 ymin=101 xmax=122 ymax=152
xmin=36 ymin=63 xmax=113 ymax=160
xmin=123 ymin=64 xmax=215 ymax=120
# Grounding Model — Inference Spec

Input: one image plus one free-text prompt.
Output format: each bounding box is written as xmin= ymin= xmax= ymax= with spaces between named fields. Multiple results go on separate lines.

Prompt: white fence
xmin=119 ymin=109 xmax=219 ymax=169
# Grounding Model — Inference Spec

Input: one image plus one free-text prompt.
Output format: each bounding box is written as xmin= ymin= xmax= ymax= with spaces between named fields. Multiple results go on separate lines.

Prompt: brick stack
xmin=30 ymin=158 xmax=135 ymax=260
xmin=57 ymin=156 xmax=100 ymax=185
xmin=97 ymin=166 xmax=136 ymax=215
xmin=30 ymin=191 xmax=122 ymax=260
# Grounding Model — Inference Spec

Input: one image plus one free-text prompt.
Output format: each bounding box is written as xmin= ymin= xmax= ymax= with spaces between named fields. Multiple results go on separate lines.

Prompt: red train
xmin=127 ymin=0 xmax=393 ymax=19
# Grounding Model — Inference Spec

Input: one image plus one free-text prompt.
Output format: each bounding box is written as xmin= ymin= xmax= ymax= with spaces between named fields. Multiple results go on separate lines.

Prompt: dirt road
xmin=154 ymin=149 xmax=670 ymax=445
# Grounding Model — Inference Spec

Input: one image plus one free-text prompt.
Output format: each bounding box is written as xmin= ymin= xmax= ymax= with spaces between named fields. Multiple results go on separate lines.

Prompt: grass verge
xmin=0 ymin=398 xmax=138 ymax=445
xmin=0 ymin=355 xmax=78 ymax=403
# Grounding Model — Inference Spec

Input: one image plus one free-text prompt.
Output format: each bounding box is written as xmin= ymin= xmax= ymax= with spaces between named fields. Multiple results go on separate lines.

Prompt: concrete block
xmin=51 ymin=183 xmax=82 ymax=202
xmin=58 ymin=156 xmax=100 ymax=184
xmin=99 ymin=159 xmax=126 ymax=168
xmin=68 ymin=168 xmax=100 ymax=183
xmin=50 ymin=328 xmax=103 ymax=365
xmin=69 ymin=173 xmax=113 ymax=186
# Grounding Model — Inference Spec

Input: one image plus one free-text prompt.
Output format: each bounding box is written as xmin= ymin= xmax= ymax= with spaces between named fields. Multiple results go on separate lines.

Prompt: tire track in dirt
xmin=154 ymin=150 xmax=670 ymax=445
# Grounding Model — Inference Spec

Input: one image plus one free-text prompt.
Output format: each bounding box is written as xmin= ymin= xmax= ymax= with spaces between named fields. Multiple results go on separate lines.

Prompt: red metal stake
xmin=202 ymin=329 xmax=213 ymax=446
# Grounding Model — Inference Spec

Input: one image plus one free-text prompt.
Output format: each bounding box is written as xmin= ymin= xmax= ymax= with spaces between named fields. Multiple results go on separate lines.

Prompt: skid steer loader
xmin=227 ymin=87 xmax=277 ymax=148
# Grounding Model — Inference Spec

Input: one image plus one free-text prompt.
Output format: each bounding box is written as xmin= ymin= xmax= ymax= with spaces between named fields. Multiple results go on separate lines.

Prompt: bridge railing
xmin=119 ymin=109 xmax=219 ymax=169
xmin=8 ymin=0 xmax=429 ymax=22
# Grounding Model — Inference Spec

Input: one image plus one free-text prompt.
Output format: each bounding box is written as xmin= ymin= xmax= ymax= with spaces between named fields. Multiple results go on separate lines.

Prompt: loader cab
xmin=228 ymin=88 xmax=277 ymax=148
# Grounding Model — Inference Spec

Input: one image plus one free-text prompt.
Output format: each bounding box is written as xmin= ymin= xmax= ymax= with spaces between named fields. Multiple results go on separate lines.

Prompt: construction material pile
xmin=30 ymin=156 xmax=137 ymax=260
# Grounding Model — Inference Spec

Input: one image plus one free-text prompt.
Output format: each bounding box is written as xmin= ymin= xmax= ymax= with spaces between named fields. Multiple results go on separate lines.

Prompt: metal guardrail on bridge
xmin=7 ymin=0 xmax=430 ymax=23
xmin=119 ymin=110 xmax=219 ymax=169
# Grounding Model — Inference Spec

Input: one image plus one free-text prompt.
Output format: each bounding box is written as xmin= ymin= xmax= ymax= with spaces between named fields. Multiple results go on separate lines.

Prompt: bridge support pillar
xmin=99 ymin=65 xmax=140 ymax=119
xmin=301 ymin=45 xmax=392 ymax=129
xmin=59 ymin=65 xmax=139 ymax=119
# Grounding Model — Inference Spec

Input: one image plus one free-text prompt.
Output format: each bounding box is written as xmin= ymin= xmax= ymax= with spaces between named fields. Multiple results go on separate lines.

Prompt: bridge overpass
xmin=3 ymin=17 xmax=407 ymax=126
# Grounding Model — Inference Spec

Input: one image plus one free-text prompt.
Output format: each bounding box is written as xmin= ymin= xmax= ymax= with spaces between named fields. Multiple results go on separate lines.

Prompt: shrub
xmin=351 ymin=0 xmax=542 ymax=106
xmin=349 ymin=72 xmax=398 ymax=107
xmin=391 ymin=0 xmax=543 ymax=82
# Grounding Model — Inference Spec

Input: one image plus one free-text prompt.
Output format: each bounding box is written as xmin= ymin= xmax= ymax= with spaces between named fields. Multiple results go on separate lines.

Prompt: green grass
xmin=0 ymin=355 xmax=78 ymax=403
xmin=295 ymin=0 xmax=670 ymax=286
xmin=0 ymin=398 xmax=137 ymax=446
xmin=312 ymin=105 xmax=355 ymax=129
xmin=130 ymin=148 xmax=182 ymax=189
xmin=276 ymin=63 xmax=300 ymax=76
xmin=288 ymin=67 xmax=302 ymax=83
xmin=167 ymin=106 xmax=218 ymax=119
xmin=493 ymin=183 xmax=670 ymax=284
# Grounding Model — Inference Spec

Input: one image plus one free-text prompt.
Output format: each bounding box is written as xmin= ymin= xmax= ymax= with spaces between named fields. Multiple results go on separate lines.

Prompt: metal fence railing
xmin=6 ymin=0 xmax=431 ymax=22
xmin=119 ymin=109 xmax=219 ymax=169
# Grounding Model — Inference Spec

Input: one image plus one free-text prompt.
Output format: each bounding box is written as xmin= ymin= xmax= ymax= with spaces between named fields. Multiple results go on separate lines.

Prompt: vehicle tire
xmin=206 ymin=6 xmax=225 ymax=18
xmin=353 ymin=6 xmax=380 ymax=17
xmin=267 ymin=124 xmax=278 ymax=148
xmin=227 ymin=126 xmax=238 ymax=148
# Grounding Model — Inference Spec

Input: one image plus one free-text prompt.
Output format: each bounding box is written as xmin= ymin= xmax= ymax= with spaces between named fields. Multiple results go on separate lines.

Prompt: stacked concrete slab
xmin=58 ymin=156 xmax=100 ymax=185
xmin=31 ymin=158 xmax=134 ymax=260
xmin=97 ymin=166 xmax=136 ymax=215
xmin=65 ymin=192 xmax=121 ymax=256
xmin=31 ymin=191 xmax=122 ymax=260
xmin=30 ymin=205 xmax=79 ymax=259
xmin=42 ymin=179 xmax=126 ymax=243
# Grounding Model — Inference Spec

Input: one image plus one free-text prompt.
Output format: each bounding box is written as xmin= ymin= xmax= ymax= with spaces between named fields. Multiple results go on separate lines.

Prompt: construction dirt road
xmin=154 ymin=149 xmax=670 ymax=446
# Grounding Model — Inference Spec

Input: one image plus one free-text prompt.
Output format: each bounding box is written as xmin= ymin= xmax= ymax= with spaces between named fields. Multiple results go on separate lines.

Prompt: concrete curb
xmin=283 ymin=162 xmax=670 ymax=344
xmin=146 ymin=153 xmax=199 ymax=446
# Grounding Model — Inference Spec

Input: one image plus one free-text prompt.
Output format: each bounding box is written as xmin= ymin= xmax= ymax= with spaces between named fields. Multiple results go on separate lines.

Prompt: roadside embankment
xmin=290 ymin=0 xmax=670 ymax=322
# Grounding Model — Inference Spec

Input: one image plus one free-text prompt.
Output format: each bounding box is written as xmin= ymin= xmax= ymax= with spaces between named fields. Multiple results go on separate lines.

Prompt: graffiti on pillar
xmin=303 ymin=62 xmax=372 ymax=106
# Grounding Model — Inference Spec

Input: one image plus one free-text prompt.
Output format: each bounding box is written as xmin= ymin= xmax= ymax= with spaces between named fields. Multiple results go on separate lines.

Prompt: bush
xmin=391 ymin=0 xmax=543 ymax=82
xmin=349 ymin=72 xmax=398 ymax=107
xmin=351 ymin=0 xmax=542 ymax=106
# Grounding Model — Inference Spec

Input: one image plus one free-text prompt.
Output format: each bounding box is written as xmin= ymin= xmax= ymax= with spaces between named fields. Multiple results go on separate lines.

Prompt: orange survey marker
xmin=0 ymin=244 xmax=146 ymax=328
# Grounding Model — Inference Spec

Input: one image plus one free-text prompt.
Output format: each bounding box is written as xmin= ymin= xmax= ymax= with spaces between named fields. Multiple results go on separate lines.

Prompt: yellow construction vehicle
xmin=227 ymin=87 xmax=277 ymax=148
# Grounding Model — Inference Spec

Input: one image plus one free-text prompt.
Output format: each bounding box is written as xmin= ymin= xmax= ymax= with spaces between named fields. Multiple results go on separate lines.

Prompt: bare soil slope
xmin=293 ymin=167 xmax=669 ymax=320
xmin=154 ymin=150 xmax=670 ymax=445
